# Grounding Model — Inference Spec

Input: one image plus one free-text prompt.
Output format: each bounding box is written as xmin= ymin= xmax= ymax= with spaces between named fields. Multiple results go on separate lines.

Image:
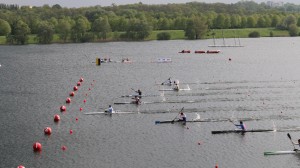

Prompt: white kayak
xmin=264 ymin=150 xmax=300 ymax=155
xmin=84 ymin=111 xmax=135 ymax=115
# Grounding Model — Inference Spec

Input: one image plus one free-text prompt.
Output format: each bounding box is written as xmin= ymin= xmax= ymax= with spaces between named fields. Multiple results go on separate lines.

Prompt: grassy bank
xmin=0 ymin=28 xmax=290 ymax=45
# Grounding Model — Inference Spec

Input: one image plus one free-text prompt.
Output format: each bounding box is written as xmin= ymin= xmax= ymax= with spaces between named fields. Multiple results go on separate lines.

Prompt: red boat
xmin=179 ymin=50 xmax=191 ymax=53
xmin=194 ymin=50 xmax=206 ymax=54
xmin=206 ymin=50 xmax=220 ymax=54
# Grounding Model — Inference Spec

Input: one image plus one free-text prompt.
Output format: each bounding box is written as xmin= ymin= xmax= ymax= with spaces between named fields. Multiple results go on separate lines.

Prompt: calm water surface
xmin=1 ymin=38 xmax=300 ymax=168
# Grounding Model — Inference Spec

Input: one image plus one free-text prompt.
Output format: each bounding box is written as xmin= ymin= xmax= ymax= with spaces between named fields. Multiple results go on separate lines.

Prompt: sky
xmin=0 ymin=0 xmax=299 ymax=8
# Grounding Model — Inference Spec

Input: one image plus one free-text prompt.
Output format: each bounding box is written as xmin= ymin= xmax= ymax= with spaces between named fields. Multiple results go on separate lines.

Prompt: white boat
xmin=154 ymin=58 xmax=172 ymax=63
xmin=264 ymin=150 xmax=300 ymax=155
xmin=84 ymin=111 xmax=135 ymax=115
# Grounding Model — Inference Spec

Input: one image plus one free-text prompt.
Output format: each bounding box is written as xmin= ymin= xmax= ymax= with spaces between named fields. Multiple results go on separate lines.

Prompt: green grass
xmin=0 ymin=28 xmax=292 ymax=44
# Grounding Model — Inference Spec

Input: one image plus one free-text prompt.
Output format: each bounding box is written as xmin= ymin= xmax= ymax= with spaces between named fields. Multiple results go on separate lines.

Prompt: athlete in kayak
xmin=231 ymin=120 xmax=246 ymax=131
xmin=292 ymin=139 xmax=300 ymax=150
xmin=161 ymin=78 xmax=172 ymax=86
xmin=106 ymin=105 xmax=114 ymax=114
xmin=178 ymin=112 xmax=187 ymax=124
xmin=135 ymin=89 xmax=142 ymax=98
xmin=174 ymin=83 xmax=180 ymax=91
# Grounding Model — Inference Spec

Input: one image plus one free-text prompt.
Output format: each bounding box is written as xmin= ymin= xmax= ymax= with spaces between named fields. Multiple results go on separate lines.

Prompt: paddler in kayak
xmin=230 ymin=120 xmax=246 ymax=131
xmin=161 ymin=77 xmax=172 ymax=86
xmin=173 ymin=80 xmax=180 ymax=91
xmin=135 ymin=89 xmax=142 ymax=98
xmin=105 ymin=105 xmax=114 ymax=114
xmin=178 ymin=112 xmax=187 ymax=125
xmin=292 ymin=139 xmax=300 ymax=150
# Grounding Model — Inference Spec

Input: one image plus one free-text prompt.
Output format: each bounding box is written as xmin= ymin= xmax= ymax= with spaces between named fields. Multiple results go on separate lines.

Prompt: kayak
xmin=84 ymin=111 xmax=135 ymax=115
xmin=159 ymin=88 xmax=191 ymax=91
xmin=155 ymin=118 xmax=229 ymax=124
xmin=211 ymin=129 xmax=275 ymax=134
xmin=264 ymin=150 xmax=300 ymax=155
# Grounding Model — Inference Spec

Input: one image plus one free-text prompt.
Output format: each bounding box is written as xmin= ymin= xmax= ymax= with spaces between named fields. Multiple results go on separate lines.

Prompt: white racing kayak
xmin=264 ymin=150 xmax=300 ymax=155
xmin=84 ymin=111 xmax=135 ymax=115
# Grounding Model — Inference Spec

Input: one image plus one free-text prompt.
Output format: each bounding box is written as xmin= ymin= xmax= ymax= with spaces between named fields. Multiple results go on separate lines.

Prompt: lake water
xmin=1 ymin=37 xmax=300 ymax=168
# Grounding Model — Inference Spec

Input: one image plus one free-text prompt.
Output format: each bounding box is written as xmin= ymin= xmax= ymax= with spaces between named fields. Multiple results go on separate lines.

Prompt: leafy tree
xmin=285 ymin=15 xmax=296 ymax=28
xmin=185 ymin=17 xmax=208 ymax=39
xmin=248 ymin=31 xmax=260 ymax=38
xmin=36 ymin=21 xmax=54 ymax=44
xmin=0 ymin=18 xmax=11 ymax=35
xmin=71 ymin=16 xmax=91 ymax=42
xmin=288 ymin=24 xmax=298 ymax=36
xmin=247 ymin=16 xmax=256 ymax=28
xmin=92 ymin=16 xmax=111 ymax=39
xmin=214 ymin=14 xmax=225 ymax=29
xmin=8 ymin=20 xmax=31 ymax=44
xmin=56 ymin=18 xmax=72 ymax=42
xmin=157 ymin=32 xmax=171 ymax=40
xmin=125 ymin=19 xmax=151 ymax=40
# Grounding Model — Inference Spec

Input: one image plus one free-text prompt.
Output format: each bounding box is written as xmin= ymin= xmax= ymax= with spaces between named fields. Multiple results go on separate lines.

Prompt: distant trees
xmin=0 ymin=1 xmax=300 ymax=44
xmin=157 ymin=32 xmax=171 ymax=40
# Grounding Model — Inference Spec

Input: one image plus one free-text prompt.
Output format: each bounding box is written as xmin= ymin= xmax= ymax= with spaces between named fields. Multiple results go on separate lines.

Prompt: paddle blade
xmin=155 ymin=121 xmax=160 ymax=124
xmin=288 ymin=133 xmax=292 ymax=140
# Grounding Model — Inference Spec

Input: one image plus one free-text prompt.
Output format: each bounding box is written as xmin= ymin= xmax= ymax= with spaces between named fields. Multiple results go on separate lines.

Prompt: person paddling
xmin=178 ymin=112 xmax=187 ymax=125
xmin=231 ymin=120 xmax=246 ymax=131
xmin=135 ymin=89 xmax=142 ymax=98
xmin=106 ymin=105 xmax=114 ymax=114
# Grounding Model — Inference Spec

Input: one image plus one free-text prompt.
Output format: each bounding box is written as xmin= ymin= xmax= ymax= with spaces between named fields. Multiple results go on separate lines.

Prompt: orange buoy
xmin=73 ymin=86 xmax=78 ymax=91
xmin=79 ymin=78 xmax=84 ymax=82
xmin=69 ymin=92 xmax=75 ymax=97
xmin=33 ymin=142 xmax=42 ymax=152
xmin=61 ymin=146 xmax=67 ymax=151
xmin=77 ymin=82 xmax=81 ymax=86
xmin=66 ymin=98 xmax=71 ymax=104
xmin=44 ymin=127 xmax=52 ymax=135
xmin=54 ymin=114 xmax=60 ymax=122
xmin=17 ymin=165 xmax=25 ymax=168
xmin=60 ymin=106 xmax=66 ymax=112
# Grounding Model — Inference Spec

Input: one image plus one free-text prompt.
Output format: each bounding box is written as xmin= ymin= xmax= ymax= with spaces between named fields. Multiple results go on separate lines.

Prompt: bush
xmin=248 ymin=31 xmax=260 ymax=38
xmin=157 ymin=32 xmax=171 ymax=40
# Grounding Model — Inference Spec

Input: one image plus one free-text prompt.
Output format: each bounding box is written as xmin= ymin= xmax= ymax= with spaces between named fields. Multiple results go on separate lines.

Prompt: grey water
xmin=1 ymin=37 xmax=300 ymax=168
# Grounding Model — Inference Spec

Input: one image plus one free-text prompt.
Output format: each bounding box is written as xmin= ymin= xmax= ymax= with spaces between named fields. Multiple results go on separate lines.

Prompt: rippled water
xmin=1 ymin=37 xmax=300 ymax=168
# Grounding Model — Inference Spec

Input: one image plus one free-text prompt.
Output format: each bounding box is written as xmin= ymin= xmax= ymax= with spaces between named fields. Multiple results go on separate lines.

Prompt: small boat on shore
xmin=179 ymin=50 xmax=191 ymax=53
xmin=194 ymin=50 xmax=206 ymax=54
xmin=206 ymin=50 xmax=220 ymax=54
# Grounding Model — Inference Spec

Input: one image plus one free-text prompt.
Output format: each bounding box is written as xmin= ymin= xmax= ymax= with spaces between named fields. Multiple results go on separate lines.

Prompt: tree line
xmin=0 ymin=1 xmax=300 ymax=44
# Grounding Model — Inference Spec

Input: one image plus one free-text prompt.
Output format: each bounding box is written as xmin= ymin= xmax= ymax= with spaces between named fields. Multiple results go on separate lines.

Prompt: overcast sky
xmin=0 ymin=0 xmax=299 ymax=8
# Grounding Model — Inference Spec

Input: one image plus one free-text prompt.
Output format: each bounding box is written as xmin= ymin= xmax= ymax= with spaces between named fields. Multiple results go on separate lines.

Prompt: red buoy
xmin=66 ymin=98 xmax=71 ymax=104
xmin=79 ymin=78 xmax=84 ymax=82
xmin=17 ymin=165 xmax=25 ymax=168
xmin=83 ymin=99 xmax=86 ymax=103
xmin=73 ymin=86 xmax=78 ymax=91
xmin=77 ymin=82 xmax=81 ymax=86
xmin=60 ymin=106 xmax=66 ymax=112
xmin=33 ymin=142 xmax=42 ymax=152
xmin=70 ymin=129 xmax=73 ymax=134
xmin=79 ymin=107 xmax=83 ymax=111
xmin=44 ymin=127 xmax=52 ymax=135
xmin=215 ymin=163 xmax=218 ymax=168
xmin=69 ymin=92 xmax=75 ymax=97
xmin=76 ymin=118 xmax=78 ymax=121
xmin=61 ymin=146 xmax=67 ymax=151
xmin=54 ymin=114 xmax=60 ymax=122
